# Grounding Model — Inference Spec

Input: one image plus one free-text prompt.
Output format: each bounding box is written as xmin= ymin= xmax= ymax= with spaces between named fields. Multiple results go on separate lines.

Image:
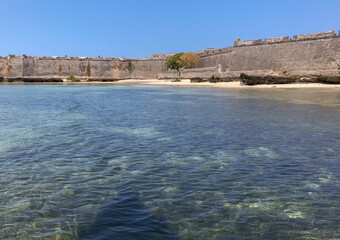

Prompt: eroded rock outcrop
xmin=5 ymin=77 xmax=63 ymax=83
xmin=240 ymin=73 xmax=340 ymax=85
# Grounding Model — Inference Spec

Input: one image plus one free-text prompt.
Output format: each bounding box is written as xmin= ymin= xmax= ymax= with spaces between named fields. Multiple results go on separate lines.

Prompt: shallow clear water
xmin=0 ymin=85 xmax=339 ymax=240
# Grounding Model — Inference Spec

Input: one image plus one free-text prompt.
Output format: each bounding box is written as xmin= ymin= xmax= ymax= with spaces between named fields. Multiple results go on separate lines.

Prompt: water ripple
xmin=0 ymin=85 xmax=339 ymax=239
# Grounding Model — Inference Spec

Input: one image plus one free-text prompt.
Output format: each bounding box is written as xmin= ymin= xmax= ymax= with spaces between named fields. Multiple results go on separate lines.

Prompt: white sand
xmin=113 ymin=79 xmax=340 ymax=89
xmin=2 ymin=79 xmax=339 ymax=89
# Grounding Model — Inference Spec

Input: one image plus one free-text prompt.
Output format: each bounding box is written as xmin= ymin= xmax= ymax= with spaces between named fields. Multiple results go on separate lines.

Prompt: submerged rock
xmin=240 ymin=73 xmax=340 ymax=85
xmin=240 ymin=73 xmax=298 ymax=85
xmin=190 ymin=77 xmax=207 ymax=83
xmin=208 ymin=75 xmax=235 ymax=83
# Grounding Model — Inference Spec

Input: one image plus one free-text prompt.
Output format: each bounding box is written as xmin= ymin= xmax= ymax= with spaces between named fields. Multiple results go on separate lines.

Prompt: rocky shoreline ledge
xmin=0 ymin=77 xmax=121 ymax=83
xmin=1 ymin=74 xmax=340 ymax=88
xmin=239 ymin=74 xmax=340 ymax=85
xmin=190 ymin=74 xmax=340 ymax=85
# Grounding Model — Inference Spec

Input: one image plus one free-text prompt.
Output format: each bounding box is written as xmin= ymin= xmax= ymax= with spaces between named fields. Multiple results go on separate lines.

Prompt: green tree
xmin=177 ymin=52 xmax=200 ymax=69
xmin=127 ymin=60 xmax=135 ymax=71
xmin=166 ymin=53 xmax=184 ymax=70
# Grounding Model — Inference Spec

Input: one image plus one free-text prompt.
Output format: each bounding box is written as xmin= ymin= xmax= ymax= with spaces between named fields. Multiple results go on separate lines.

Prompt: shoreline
xmin=114 ymin=79 xmax=340 ymax=89
xmin=1 ymin=79 xmax=340 ymax=89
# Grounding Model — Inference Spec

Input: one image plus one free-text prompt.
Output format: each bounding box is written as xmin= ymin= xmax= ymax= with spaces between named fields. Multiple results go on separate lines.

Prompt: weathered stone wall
xmin=158 ymin=70 xmax=179 ymax=79
xmin=292 ymin=31 xmax=336 ymax=41
xmin=234 ymin=38 xmax=262 ymax=47
xmin=230 ymin=37 xmax=340 ymax=72
xmin=1 ymin=56 xmax=165 ymax=80
xmin=158 ymin=67 xmax=218 ymax=79
xmin=264 ymin=36 xmax=289 ymax=44
xmin=0 ymin=58 xmax=10 ymax=77
xmin=22 ymin=57 xmax=121 ymax=78
xmin=181 ymin=67 xmax=217 ymax=79
xmin=196 ymin=52 xmax=233 ymax=71
xmin=123 ymin=58 xmax=166 ymax=79
xmin=195 ymin=31 xmax=340 ymax=75
xmin=1 ymin=31 xmax=339 ymax=80
xmin=220 ymin=70 xmax=275 ymax=78
xmin=0 ymin=56 xmax=23 ymax=77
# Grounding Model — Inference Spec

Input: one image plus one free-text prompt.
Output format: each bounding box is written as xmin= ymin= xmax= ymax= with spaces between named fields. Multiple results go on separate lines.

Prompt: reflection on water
xmin=0 ymin=85 xmax=339 ymax=239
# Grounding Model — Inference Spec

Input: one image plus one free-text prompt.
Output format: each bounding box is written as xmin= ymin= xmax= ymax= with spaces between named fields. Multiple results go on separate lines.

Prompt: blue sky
xmin=0 ymin=0 xmax=339 ymax=58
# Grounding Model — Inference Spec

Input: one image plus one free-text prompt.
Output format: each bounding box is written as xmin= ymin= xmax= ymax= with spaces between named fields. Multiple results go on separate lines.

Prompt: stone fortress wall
xmin=0 ymin=30 xmax=339 ymax=81
xmin=0 ymin=56 xmax=165 ymax=80
xmin=184 ymin=30 xmax=340 ymax=79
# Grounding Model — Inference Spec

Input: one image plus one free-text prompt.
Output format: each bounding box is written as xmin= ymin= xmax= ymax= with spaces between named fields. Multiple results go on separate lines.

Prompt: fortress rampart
xmin=1 ymin=31 xmax=339 ymax=82
xmin=192 ymin=30 xmax=340 ymax=77
xmin=0 ymin=56 xmax=165 ymax=80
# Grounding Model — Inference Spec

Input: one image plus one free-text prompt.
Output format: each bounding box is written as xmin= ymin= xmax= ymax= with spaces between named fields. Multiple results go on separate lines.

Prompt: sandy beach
xmin=112 ymin=79 xmax=340 ymax=89
xmin=2 ymin=79 xmax=340 ymax=89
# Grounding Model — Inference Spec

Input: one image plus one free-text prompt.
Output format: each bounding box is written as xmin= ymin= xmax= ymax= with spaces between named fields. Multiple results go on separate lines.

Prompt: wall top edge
xmin=1 ymin=31 xmax=338 ymax=60
xmin=0 ymin=56 xmax=163 ymax=61
xmin=234 ymin=30 xmax=338 ymax=47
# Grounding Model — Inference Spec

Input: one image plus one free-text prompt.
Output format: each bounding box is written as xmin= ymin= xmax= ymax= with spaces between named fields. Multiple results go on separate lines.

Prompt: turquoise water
xmin=0 ymin=85 xmax=339 ymax=240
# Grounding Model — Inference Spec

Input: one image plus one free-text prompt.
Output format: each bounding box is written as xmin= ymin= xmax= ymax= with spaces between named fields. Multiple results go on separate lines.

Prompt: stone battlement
xmin=233 ymin=30 xmax=338 ymax=48
xmin=179 ymin=30 xmax=339 ymax=58
xmin=152 ymin=53 xmax=176 ymax=58
xmin=3 ymin=31 xmax=334 ymax=61
xmin=292 ymin=31 xmax=336 ymax=41
xmin=234 ymin=38 xmax=263 ymax=47
xmin=2 ymin=55 xmax=163 ymax=62
xmin=264 ymin=36 xmax=290 ymax=44
xmin=152 ymin=30 xmax=340 ymax=59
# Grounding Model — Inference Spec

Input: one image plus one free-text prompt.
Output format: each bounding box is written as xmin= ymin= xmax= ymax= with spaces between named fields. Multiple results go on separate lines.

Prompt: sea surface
xmin=0 ymin=85 xmax=339 ymax=240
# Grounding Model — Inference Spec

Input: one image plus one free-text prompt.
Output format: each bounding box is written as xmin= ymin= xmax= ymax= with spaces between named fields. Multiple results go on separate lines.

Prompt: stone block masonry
xmin=194 ymin=30 xmax=340 ymax=78
xmin=292 ymin=31 xmax=336 ymax=41
xmin=158 ymin=67 xmax=218 ymax=79
xmin=0 ymin=56 xmax=165 ymax=80
xmin=234 ymin=38 xmax=263 ymax=47
xmin=0 ymin=30 xmax=339 ymax=81
xmin=264 ymin=36 xmax=289 ymax=44
xmin=0 ymin=56 xmax=25 ymax=78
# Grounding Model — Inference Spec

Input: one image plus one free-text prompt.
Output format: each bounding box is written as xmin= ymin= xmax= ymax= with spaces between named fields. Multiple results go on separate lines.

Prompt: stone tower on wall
xmin=234 ymin=38 xmax=241 ymax=47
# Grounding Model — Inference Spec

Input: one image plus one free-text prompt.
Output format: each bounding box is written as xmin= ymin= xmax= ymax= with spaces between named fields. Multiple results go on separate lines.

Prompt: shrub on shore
xmin=67 ymin=75 xmax=80 ymax=82
xmin=127 ymin=60 xmax=135 ymax=71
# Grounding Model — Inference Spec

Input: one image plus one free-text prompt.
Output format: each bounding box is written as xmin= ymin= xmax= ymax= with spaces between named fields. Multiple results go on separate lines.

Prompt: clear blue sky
xmin=0 ymin=0 xmax=339 ymax=58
